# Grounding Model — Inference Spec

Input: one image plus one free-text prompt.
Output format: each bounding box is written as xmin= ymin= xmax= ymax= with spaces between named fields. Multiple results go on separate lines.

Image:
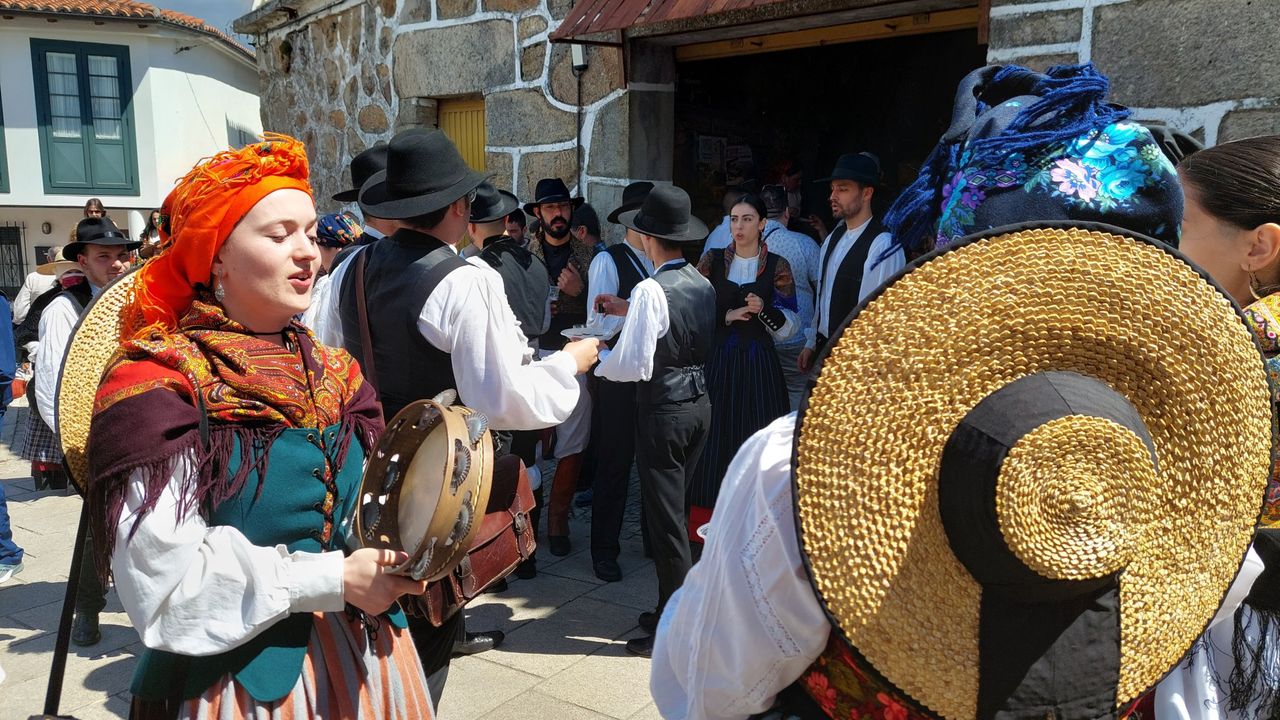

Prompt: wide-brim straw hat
xmin=58 ymin=268 xmax=137 ymax=494
xmin=36 ymin=247 xmax=77 ymax=276
xmin=794 ymin=222 xmax=1274 ymax=719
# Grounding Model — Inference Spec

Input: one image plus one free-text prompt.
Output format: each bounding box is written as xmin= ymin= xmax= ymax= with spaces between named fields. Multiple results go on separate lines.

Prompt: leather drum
xmin=351 ymin=390 xmax=494 ymax=582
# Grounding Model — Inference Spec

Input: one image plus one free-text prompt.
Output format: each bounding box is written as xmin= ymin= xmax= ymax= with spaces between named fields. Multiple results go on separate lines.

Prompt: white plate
xmin=561 ymin=325 xmax=612 ymax=339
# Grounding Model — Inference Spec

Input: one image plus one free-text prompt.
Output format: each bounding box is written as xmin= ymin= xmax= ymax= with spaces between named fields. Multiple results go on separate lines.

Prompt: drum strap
xmin=354 ymin=250 xmax=380 ymax=394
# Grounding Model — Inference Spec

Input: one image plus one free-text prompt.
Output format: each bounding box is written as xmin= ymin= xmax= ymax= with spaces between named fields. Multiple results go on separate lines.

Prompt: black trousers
xmin=76 ymin=530 xmax=107 ymax=615
xmin=408 ymin=609 xmax=465 ymax=701
xmin=635 ymin=394 xmax=710 ymax=611
xmin=590 ymin=378 xmax=638 ymax=563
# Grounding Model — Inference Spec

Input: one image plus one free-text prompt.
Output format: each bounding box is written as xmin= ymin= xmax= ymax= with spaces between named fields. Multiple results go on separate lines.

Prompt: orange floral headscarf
xmin=120 ymin=133 xmax=312 ymax=340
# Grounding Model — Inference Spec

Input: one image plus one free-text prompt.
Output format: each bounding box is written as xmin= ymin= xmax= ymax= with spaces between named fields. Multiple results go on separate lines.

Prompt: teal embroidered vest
xmin=129 ymin=424 xmax=406 ymax=702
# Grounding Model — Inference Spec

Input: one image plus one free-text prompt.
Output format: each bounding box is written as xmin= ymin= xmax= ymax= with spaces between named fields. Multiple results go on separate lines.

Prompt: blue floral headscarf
xmin=884 ymin=64 xmax=1182 ymax=256
xmin=316 ymin=211 xmax=363 ymax=248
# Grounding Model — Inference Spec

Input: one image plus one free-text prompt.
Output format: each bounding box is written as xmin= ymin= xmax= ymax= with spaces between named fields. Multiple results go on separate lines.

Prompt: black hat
xmin=607 ymin=181 xmax=655 ymax=224
xmin=332 ymin=143 xmax=389 ymax=202
xmin=469 ymin=181 xmax=520 ymax=223
xmin=359 ymin=129 xmax=487 ymax=220
xmin=817 ymin=152 xmax=881 ymax=185
xmin=522 ymin=178 xmax=585 ymax=215
xmin=65 ymin=217 xmax=139 ymax=260
xmin=617 ymin=184 xmax=708 ymax=244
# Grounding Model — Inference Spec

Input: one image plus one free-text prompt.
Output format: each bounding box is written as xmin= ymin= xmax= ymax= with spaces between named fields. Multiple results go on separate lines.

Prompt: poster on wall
xmin=725 ymin=143 xmax=754 ymax=189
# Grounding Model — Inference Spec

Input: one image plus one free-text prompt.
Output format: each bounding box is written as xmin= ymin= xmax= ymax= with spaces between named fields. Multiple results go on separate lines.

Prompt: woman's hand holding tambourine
xmin=343 ymin=548 xmax=429 ymax=616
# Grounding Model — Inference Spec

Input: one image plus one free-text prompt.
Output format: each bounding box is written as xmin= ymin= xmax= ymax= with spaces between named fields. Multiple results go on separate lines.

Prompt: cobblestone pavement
xmin=0 ymin=397 xmax=662 ymax=719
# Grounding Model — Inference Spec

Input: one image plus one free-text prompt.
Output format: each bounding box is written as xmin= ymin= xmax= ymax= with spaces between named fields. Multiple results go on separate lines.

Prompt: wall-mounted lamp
xmin=41 ymin=222 xmax=51 ymax=235
xmin=571 ymin=44 xmax=588 ymax=73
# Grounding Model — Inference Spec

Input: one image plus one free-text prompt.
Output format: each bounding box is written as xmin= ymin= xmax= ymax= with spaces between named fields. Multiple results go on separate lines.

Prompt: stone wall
xmin=987 ymin=0 xmax=1280 ymax=145
xmin=250 ymin=1 xmax=399 ymax=206
xmin=239 ymin=0 xmax=656 ymax=240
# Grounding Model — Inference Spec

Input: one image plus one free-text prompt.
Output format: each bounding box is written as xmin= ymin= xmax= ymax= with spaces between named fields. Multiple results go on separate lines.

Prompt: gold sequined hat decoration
xmin=794 ymin=223 xmax=1275 ymax=719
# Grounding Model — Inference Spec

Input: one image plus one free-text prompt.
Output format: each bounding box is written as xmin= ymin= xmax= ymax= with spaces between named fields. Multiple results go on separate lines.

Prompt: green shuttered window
xmin=31 ymin=39 xmax=138 ymax=195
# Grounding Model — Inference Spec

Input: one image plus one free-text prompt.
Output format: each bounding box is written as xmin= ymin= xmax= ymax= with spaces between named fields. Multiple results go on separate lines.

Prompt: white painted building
xmin=0 ymin=1 xmax=261 ymax=296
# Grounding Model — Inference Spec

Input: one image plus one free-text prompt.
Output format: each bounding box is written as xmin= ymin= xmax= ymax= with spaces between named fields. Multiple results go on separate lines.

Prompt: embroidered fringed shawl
xmin=85 ymin=296 xmax=382 ymax=581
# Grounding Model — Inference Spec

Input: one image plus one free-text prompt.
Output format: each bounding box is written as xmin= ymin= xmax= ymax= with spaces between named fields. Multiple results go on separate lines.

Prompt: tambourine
xmin=351 ymin=390 xmax=494 ymax=582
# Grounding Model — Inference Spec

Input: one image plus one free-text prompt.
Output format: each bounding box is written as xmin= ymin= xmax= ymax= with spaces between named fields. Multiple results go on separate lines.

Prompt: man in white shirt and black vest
xmin=593 ymin=184 xmax=716 ymax=658
xmin=586 ymin=181 xmax=655 ymax=583
xmin=797 ymin=152 xmax=905 ymax=373
xmin=38 ymin=216 xmax=139 ymax=647
xmin=335 ymin=129 xmax=600 ymax=702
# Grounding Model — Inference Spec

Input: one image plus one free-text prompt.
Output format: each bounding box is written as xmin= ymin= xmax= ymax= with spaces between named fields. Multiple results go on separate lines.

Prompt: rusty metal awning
xmin=550 ymin=0 xmax=794 ymax=44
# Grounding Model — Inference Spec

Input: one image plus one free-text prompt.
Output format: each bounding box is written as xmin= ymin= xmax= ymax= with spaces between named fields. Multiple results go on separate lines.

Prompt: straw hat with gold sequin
xmin=793 ymin=220 xmax=1275 ymax=720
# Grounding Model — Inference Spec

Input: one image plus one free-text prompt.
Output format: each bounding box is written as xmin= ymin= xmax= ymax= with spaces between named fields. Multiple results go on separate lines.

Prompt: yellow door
xmin=438 ymin=97 xmax=487 ymax=171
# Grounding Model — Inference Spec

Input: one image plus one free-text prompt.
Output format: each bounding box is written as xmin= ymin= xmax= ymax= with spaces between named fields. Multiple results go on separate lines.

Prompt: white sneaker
xmin=0 ymin=562 xmax=23 ymax=584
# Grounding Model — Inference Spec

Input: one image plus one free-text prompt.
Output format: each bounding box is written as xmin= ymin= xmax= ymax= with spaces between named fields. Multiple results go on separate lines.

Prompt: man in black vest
xmin=797 ymin=152 xmax=905 ymax=373
xmin=336 ymin=130 xmax=600 ymax=702
xmin=466 ymin=182 xmax=552 ymax=582
xmin=593 ymin=184 xmax=716 ymax=658
xmin=37 ymin=217 xmax=139 ymax=646
xmin=467 ymin=182 xmax=550 ymax=346
xmin=525 ymin=178 xmax=599 ymax=557
xmin=585 ymin=181 xmax=655 ymax=582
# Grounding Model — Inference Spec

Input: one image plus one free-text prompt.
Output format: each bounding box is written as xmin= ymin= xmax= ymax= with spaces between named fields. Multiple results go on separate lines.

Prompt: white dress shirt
xmin=113 ymin=454 xmax=345 ymax=656
xmin=653 ymin=412 xmax=1267 ymax=720
xmin=12 ymin=271 xmax=56 ymax=325
xmin=1155 ymin=550 xmax=1269 ymax=720
xmin=593 ymin=259 xmax=682 ymax=382
xmin=306 ymin=238 xmax=579 ymax=431
xmin=302 ymin=244 xmax=365 ymax=347
xmin=586 ymin=241 xmax=652 ymax=340
xmin=34 ymin=284 xmax=100 ymax=432
xmin=651 ymin=413 xmax=829 ymax=719
xmin=301 ymin=225 xmax=383 ymax=344
xmin=704 ymin=216 xmax=732 ymax=252
xmin=807 ymin=220 xmax=903 ymax=348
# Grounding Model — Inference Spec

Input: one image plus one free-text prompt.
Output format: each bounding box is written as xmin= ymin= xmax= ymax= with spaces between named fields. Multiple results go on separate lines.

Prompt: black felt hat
xmin=607 ymin=181 xmax=655 ymax=224
xmin=816 ymin=152 xmax=882 ymax=185
xmin=617 ymin=184 xmax=708 ymax=244
xmin=358 ymin=129 xmax=487 ymax=220
xmin=332 ymin=143 xmax=388 ymax=202
xmin=522 ymin=178 xmax=585 ymax=215
xmin=65 ymin=217 xmax=139 ymax=260
xmin=469 ymin=181 xmax=520 ymax=223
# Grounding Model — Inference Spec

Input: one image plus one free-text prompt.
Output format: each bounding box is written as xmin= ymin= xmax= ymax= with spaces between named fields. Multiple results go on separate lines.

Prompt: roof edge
xmin=0 ymin=5 xmax=255 ymax=60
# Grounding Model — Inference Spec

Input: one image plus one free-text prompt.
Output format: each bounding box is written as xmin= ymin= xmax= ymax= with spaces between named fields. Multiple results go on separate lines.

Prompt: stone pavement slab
xmin=0 ymin=401 xmax=664 ymax=719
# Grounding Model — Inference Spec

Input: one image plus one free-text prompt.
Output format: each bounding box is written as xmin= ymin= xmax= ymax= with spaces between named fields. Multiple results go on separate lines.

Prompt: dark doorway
xmin=674 ymin=28 xmax=987 ymax=234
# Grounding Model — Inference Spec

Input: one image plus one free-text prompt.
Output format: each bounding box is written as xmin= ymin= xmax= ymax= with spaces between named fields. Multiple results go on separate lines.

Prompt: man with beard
xmin=797 ymin=153 xmax=904 ymax=374
xmin=525 ymin=178 xmax=599 ymax=557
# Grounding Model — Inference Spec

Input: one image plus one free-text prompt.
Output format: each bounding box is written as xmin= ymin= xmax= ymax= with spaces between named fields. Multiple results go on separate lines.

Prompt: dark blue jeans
xmin=0 ymin=474 xmax=23 ymax=566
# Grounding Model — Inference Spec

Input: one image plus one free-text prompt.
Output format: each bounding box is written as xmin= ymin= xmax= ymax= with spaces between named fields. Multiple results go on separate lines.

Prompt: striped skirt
xmin=690 ymin=333 xmax=789 ymax=509
xmin=133 ymin=612 xmax=433 ymax=720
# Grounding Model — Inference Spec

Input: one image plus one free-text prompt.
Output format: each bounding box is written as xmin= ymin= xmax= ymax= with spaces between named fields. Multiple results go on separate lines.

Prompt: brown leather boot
xmin=546 ymin=452 xmax=582 ymax=555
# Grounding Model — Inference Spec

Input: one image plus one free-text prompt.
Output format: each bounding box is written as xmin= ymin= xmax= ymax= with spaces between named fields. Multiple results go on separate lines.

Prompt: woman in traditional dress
xmin=85 ymin=135 xmax=434 ymax=719
xmin=1153 ymin=134 xmax=1280 ymax=720
xmin=691 ymin=193 xmax=798 ymax=532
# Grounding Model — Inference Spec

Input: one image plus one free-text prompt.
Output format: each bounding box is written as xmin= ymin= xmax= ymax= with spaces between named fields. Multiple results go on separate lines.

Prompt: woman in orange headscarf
xmin=85 ymin=135 xmax=434 ymax=719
